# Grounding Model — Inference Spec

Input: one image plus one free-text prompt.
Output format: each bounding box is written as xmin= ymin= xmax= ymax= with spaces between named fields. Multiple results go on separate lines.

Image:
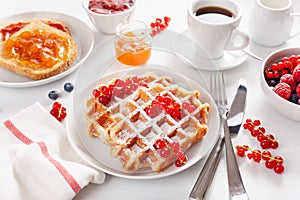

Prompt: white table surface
xmin=1 ymin=0 xmax=300 ymax=199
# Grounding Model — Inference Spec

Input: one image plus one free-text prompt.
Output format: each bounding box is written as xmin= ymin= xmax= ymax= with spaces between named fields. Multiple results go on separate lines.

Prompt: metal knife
xmin=189 ymin=79 xmax=247 ymax=200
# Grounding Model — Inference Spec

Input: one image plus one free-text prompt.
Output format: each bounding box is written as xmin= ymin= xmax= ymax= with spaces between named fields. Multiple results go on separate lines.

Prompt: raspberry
xmin=293 ymin=65 xmax=300 ymax=82
xmin=280 ymin=74 xmax=297 ymax=91
xmin=273 ymin=82 xmax=291 ymax=100
xmin=296 ymin=84 xmax=300 ymax=97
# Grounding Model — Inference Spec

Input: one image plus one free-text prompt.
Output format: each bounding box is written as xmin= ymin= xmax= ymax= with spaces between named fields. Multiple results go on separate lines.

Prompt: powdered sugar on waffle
xmin=85 ymin=73 xmax=210 ymax=172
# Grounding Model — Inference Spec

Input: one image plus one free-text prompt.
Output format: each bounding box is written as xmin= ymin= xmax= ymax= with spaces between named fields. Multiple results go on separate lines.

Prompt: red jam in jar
xmin=88 ymin=0 xmax=134 ymax=14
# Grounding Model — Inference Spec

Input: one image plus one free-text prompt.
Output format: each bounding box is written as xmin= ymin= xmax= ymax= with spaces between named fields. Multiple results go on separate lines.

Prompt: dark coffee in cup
xmin=187 ymin=0 xmax=249 ymax=59
xmin=194 ymin=6 xmax=235 ymax=23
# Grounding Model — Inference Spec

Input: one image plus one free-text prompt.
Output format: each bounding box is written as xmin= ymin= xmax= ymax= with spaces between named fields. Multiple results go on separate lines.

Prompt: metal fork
xmin=190 ymin=72 xmax=248 ymax=200
xmin=190 ymin=72 xmax=228 ymax=200
xmin=213 ymin=72 xmax=249 ymax=200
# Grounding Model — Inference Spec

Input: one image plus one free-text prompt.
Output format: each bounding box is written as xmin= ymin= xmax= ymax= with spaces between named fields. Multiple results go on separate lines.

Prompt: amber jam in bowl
xmin=115 ymin=20 xmax=151 ymax=66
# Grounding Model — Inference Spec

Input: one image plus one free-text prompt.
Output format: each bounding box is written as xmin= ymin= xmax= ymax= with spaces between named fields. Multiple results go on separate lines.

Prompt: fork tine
xmin=210 ymin=71 xmax=226 ymax=105
xmin=210 ymin=72 xmax=218 ymax=102
xmin=219 ymin=72 xmax=228 ymax=105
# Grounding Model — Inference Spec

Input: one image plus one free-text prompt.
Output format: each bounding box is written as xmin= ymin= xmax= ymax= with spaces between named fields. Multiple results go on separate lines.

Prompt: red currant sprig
xmin=92 ymin=76 xmax=149 ymax=106
xmin=243 ymin=119 xmax=279 ymax=149
xmin=145 ymin=95 xmax=182 ymax=120
xmin=50 ymin=102 xmax=67 ymax=122
xmin=150 ymin=16 xmax=171 ymax=37
xmin=236 ymin=145 xmax=285 ymax=174
xmin=153 ymin=138 xmax=188 ymax=167
xmin=145 ymin=97 xmax=196 ymax=120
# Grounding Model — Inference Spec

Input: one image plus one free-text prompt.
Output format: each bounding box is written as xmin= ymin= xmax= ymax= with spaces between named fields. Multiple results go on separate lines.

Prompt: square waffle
xmin=85 ymin=73 xmax=210 ymax=172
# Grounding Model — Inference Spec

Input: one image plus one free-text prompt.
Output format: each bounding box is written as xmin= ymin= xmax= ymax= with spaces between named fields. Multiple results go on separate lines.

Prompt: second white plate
xmin=0 ymin=11 xmax=94 ymax=87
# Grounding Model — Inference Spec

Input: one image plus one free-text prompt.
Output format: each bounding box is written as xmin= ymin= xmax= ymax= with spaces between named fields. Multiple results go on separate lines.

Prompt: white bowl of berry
xmin=83 ymin=0 xmax=136 ymax=34
xmin=260 ymin=47 xmax=300 ymax=121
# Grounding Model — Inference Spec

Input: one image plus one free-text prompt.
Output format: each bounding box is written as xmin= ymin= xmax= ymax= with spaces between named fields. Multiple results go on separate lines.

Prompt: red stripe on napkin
xmin=4 ymin=119 xmax=82 ymax=193
xmin=37 ymin=141 xmax=81 ymax=193
xmin=4 ymin=120 xmax=33 ymax=145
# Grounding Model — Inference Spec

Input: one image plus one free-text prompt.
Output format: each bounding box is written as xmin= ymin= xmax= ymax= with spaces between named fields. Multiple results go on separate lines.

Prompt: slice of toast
xmin=0 ymin=18 xmax=77 ymax=80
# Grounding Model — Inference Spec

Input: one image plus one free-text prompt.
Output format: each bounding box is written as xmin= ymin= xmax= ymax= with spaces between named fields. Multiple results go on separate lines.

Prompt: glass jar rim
xmin=116 ymin=20 xmax=150 ymax=40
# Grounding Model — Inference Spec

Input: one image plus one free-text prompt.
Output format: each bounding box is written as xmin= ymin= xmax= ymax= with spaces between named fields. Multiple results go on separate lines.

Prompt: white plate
xmin=0 ymin=11 xmax=94 ymax=87
xmin=68 ymin=69 xmax=220 ymax=179
xmin=66 ymin=30 xmax=220 ymax=179
xmin=173 ymin=29 xmax=248 ymax=71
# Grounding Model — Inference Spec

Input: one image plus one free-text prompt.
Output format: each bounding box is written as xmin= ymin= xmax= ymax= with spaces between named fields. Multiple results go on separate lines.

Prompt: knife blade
xmin=189 ymin=79 xmax=247 ymax=200
xmin=227 ymin=79 xmax=247 ymax=135
xmin=224 ymin=80 xmax=249 ymax=200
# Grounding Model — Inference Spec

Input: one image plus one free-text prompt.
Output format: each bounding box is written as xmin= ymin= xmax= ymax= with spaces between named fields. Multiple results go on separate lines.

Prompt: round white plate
xmin=0 ymin=11 xmax=94 ymax=87
xmin=67 ymin=30 xmax=220 ymax=179
xmin=69 ymin=70 xmax=219 ymax=179
xmin=173 ymin=29 xmax=248 ymax=71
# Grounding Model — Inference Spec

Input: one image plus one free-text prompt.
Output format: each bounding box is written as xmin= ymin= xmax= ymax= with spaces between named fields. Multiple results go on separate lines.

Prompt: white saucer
xmin=173 ymin=29 xmax=248 ymax=71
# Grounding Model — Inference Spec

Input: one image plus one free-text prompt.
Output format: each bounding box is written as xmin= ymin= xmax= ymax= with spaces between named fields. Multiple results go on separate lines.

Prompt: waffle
xmin=85 ymin=73 xmax=210 ymax=172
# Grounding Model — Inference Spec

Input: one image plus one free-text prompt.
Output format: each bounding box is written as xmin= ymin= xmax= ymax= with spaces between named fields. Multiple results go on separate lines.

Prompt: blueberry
xmin=267 ymin=79 xmax=277 ymax=87
xmin=48 ymin=90 xmax=59 ymax=100
xmin=64 ymin=82 xmax=74 ymax=92
xmin=290 ymin=93 xmax=299 ymax=104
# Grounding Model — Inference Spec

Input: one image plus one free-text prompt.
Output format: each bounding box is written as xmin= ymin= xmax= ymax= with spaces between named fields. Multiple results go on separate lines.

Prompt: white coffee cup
xmin=248 ymin=0 xmax=300 ymax=47
xmin=187 ymin=0 xmax=249 ymax=60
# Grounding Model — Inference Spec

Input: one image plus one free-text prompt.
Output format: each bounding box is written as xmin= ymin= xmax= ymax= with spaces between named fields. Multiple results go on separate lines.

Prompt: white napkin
xmin=0 ymin=102 xmax=105 ymax=200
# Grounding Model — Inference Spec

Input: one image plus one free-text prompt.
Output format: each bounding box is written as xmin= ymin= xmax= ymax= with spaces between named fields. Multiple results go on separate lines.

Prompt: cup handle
xmin=290 ymin=13 xmax=300 ymax=39
xmin=291 ymin=12 xmax=300 ymax=17
xmin=224 ymin=29 xmax=249 ymax=51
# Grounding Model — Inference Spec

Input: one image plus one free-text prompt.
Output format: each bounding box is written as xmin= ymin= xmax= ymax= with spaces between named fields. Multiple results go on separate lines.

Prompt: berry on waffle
xmin=84 ymin=73 xmax=210 ymax=172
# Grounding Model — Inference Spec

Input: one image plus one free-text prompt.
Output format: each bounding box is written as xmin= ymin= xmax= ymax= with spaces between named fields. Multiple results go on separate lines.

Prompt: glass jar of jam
xmin=115 ymin=20 xmax=151 ymax=66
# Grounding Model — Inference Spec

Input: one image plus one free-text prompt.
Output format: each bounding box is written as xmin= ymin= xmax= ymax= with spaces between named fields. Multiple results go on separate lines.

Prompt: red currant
xmin=270 ymin=141 xmax=279 ymax=149
xmin=253 ymin=155 xmax=262 ymax=163
xmin=251 ymin=129 xmax=259 ymax=137
xmin=237 ymin=149 xmax=246 ymax=157
xmin=153 ymin=139 xmax=166 ymax=149
xmin=274 ymin=164 xmax=285 ymax=174
xmin=163 ymin=96 xmax=172 ymax=105
xmin=50 ymin=109 xmax=59 ymax=116
xmin=187 ymin=105 xmax=196 ymax=113
xmin=168 ymin=141 xmax=180 ymax=151
xmin=253 ymin=120 xmax=261 ymax=126
xmin=260 ymin=139 xmax=271 ymax=149
xmin=158 ymin=148 xmax=171 ymax=158
xmin=164 ymin=16 xmax=171 ymax=23
xmin=265 ymin=159 xmax=276 ymax=169
xmin=182 ymin=101 xmax=190 ymax=110
xmin=274 ymin=156 xmax=284 ymax=164
xmin=247 ymin=153 xmax=253 ymax=159
xmin=155 ymin=95 xmax=164 ymax=103
xmin=92 ymin=88 xmax=101 ymax=97
xmin=175 ymin=155 xmax=188 ymax=167
xmin=262 ymin=151 xmax=271 ymax=161
xmin=52 ymin=102 xmax=62 ymax=110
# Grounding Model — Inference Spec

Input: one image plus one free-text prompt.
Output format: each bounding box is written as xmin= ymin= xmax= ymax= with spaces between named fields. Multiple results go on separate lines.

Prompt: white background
xmin=0 ymin=0 xmax=300 ymax=199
